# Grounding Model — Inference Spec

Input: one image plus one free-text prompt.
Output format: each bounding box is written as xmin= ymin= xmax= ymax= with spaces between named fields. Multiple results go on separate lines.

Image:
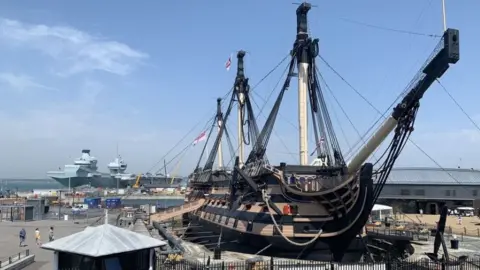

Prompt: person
xmin=49 ymin=227 xmax=55 ymax=242
xmin=19 ymin=228 xmax=26 ymax=247
xmin=34 ymin=228 xmax=41 ymax=246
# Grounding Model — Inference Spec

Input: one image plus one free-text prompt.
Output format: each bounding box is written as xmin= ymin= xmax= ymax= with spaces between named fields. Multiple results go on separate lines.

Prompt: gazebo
xmin=41 ymin=223 xmax=167 ymax=270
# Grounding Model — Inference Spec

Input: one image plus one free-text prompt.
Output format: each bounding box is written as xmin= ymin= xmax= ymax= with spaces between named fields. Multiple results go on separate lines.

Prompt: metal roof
xmin=41 ymin=224 xmax=167 ymax=257
xmin=379 ymin=167 xmax=480 ymax=185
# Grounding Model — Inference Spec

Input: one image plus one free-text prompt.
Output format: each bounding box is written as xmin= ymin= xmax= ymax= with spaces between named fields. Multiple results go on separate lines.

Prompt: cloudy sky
xmin=0 ymin=1 xmax=478 ymax=178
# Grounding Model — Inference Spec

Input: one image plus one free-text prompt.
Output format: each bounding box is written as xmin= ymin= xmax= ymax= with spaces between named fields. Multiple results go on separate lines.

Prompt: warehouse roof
xmin=380 ymin=167 xmax=480 ymax=185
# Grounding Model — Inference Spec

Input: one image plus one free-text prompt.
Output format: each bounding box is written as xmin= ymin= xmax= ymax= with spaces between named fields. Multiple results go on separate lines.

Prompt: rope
xmin=169 ymin=146 xmax=191 ymax=185
xmin=261 ymin=189 xmax=323 ymax=247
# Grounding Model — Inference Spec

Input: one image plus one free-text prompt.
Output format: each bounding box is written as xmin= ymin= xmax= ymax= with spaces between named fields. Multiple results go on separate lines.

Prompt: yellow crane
xmin=132 ymin=174 xmax=142 ymax=189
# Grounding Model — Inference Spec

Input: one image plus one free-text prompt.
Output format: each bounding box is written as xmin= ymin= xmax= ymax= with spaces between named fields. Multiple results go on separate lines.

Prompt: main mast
xmin=236 ymin=51 xmax=247 ymax=167
xmin=216 ymin=98 xmax=224 ymax=168
xmin=296 ymin=3 xmax=311 ymax=165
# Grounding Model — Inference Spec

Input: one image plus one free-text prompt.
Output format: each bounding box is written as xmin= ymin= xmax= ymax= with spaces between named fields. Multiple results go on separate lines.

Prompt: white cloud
xmin=0 ymin=18 xmax=148 ymax=76
xmin=0 ymin=17 xmax=157 ymax=178
xmin=0 ymin=78 xmax=183 ymax=178
xmin=0 ymin=72 xmax=55 ymax=91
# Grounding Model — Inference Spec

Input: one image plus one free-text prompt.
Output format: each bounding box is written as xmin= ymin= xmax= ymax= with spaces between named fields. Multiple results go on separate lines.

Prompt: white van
xmin=456 ymin=206 xmax=474 ymax=217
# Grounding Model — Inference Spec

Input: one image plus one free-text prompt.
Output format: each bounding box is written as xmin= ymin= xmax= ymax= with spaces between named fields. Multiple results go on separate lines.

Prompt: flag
xmin=193 ymin=131 xmax=207 ymax=146
xmin=225 ymin=55 xmax=232 ymax=71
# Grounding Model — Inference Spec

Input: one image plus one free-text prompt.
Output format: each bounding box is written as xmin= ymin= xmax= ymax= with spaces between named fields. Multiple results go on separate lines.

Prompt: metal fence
xmin=42 ymin=206 xmax=107 ymax=223
xmin=0 ymin=249 xmax=30 ymax=268
xmin=156 ymin=257 xmax=480 ymax=270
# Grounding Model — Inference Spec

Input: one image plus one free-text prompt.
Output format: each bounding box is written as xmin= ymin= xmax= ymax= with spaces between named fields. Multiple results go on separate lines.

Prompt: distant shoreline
xmin=1 ymin=178 xmax=63 ymax=192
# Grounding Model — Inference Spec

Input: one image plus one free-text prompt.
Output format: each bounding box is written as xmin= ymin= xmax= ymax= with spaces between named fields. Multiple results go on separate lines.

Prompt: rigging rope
xmin=340 ymin=18 xmax=441 ymax=38
xmin=169 ymin=147 xmax=190 ymax=185
xmin=437 ymin=79 xmax=480 ymax=134
xmin=320 ymin=55 xmax=468 ymax=200
xmin=201 ymin=51 xmax=295 ymax=169
xmin=262 ymin=189 xmax=323 ymax=246
xmin=148 ymin=88 xmax=234 ymax=174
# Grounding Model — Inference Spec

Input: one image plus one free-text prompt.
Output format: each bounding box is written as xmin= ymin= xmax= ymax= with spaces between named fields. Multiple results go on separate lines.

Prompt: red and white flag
xmin=192 ymin=131 xmax=207 ymax=146
xmin=225 ymin=55 xmax=232 ymax=71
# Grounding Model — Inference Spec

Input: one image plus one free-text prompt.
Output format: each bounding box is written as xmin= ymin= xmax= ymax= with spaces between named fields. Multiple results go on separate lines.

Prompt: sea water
xmin=0 ymin=179 xmax=62 ymax=192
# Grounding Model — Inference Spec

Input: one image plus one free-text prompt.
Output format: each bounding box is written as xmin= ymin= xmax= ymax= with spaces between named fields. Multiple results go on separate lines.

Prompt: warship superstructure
xmin=47 ymin=150 xmax=183 ymax=188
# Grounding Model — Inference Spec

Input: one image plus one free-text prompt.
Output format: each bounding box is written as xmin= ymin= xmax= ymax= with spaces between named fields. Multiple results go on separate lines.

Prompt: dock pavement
xmin=0 ymin=214 xmax=117 ymax=270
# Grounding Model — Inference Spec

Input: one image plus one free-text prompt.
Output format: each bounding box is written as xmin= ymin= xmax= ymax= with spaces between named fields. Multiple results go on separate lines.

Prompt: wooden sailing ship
xmin=186 ymin=2 xmax=460 ymax=262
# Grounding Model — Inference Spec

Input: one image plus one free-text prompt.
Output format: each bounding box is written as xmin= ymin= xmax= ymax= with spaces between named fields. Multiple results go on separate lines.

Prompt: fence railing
xmin=365 ymin=227 xmax=430 ymax=241
xmin=0 ymin=249 xmax=30 ymax=268
xmin=156 ymin=257 xmax=480 ymax=270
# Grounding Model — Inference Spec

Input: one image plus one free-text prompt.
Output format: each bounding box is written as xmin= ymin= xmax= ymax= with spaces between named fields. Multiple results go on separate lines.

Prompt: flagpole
xmin=441 ymin=0 xmax=447 ymax=32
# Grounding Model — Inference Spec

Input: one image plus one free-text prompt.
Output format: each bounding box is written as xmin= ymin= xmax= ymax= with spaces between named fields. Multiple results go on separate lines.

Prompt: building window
xmin=473 ymin=190 xmax=478 ymax=197
xmin=400 ymin=189 xmax=410 ymax=196
xmin=414 ymin=189 xmax=425 ymax=196
xmin=452 ymin=190 xmax=456 ymax=197
xmin=445 ymin=190 xmax=451 ymax=196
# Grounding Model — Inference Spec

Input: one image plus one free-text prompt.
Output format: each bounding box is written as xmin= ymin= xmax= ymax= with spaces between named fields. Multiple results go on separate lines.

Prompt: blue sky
xmin=0 ymin=0 xmax=478 ymax=178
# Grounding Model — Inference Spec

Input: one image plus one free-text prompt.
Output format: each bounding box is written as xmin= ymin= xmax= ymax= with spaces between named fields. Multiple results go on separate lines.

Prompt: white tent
xmin=371 ymin=204 xmax=393 ymax=221
xmin=372 ymin=204 xmax=392 ymax=211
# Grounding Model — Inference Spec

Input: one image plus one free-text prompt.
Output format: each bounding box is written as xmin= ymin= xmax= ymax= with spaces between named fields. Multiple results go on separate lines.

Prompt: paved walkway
xmin=0 ymin=220 xmax=88 ymax=270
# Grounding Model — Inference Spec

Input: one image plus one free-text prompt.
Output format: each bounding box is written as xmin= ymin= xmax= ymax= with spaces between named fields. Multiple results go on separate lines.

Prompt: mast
xmin=216 ymin=98 xmax=224 ymax=168
xmin=236 ymin=51 xmax=247 ymax=167
xmin=296 ymin=3 xmax=311 ymax=165
xmin=442 ymin=0 xmax=447 ymax=32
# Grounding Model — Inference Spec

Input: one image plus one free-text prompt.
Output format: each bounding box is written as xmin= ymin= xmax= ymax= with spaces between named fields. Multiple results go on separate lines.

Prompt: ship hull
xmin=50 ymin=176 xmax=184 ymax=189
xmin=187 ymin=163 xmax=374 ymax=262
xmin=188 ymin=214 xmax=365 ymax=261
xmin=139 ymin=177 xmax=184 ymax=188
xmin=50 ymin=176 xmax=118 ymax=188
